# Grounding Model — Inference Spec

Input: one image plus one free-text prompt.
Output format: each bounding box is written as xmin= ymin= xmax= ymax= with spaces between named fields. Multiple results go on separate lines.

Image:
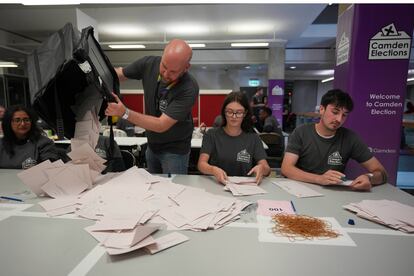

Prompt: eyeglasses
xmin=225 ymin=109 xmax=245 ymax=118
xmin=12 ymin=118 xmax=31 ymax=124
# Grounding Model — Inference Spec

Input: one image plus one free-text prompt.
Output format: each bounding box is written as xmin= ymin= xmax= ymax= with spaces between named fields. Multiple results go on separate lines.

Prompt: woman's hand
xmin=212 ymin=166 xmax=228 ymax=185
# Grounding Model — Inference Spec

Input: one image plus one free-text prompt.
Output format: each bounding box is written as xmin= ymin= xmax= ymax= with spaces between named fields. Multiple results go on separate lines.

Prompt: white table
xmin=0 ymin=169 xmax=413 ymax=276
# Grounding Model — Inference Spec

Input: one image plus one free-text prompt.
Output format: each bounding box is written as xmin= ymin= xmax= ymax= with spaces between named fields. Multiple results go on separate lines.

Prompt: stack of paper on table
xmin=224 ymin=176 xmax=267 ymax=196
xmin=272 ymin=178 xmax=323 ymax=198
xmin=344 ymin=199 xmax=414 ymax=233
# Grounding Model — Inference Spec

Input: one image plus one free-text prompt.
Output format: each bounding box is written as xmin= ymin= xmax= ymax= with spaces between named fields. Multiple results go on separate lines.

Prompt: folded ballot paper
xmin=224 ymin=176 xmax=267 ymax=196
xmin=344 ymin=199 xmax=414 ymax=233
xmin=32 ymin=166 xmax=253 ymax=256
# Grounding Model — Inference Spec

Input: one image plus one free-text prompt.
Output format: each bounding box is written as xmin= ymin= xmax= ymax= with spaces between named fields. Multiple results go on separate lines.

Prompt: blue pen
xmin=0 ymin=196 xmax=23 ymax=202
xmin=290 ymin=200 xmax=297 ymax=213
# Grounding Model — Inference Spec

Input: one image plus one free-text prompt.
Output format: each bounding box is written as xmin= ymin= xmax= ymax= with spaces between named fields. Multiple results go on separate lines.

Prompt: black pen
xmin=290 ymin=200 xmax=297 ymax=213
xmin=0 ymin=196 xmax=24 ymax=202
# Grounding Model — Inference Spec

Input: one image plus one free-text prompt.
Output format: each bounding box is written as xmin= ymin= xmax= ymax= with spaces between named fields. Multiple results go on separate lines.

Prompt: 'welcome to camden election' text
xmin=366 ymin=93 xmax=403 ymax=115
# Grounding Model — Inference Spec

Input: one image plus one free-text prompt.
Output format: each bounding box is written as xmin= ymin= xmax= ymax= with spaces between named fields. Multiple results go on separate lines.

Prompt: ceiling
xmin=0 ymin=3 xmax=410 ymax=81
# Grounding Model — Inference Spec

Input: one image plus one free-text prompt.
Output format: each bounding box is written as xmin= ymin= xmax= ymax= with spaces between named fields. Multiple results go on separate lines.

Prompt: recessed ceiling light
xmin=189 ymin=44 xmax=206 ymax=48
xmin=407 ymin=77 xmax=414 ymax=82
xmin=103 ymin=25 xmax=148 ymax=36
xmin=290 ymin=66 xmax=296 ymax=69
xmin=231 ymin=43 xmax=269 ymax=47
xmin=0 ymin=62 xmax=18 ymax=68
xmin=166 ymin=25 xmax=209 ymax=35
xmin=321 ymin=77 xmax=334 ymax=83
xmin=245 ymin=66 xmax=251 ymax=69
xmin=201 ymin=66 xmax=207 ymax=69
xmin=228 ymin=23 xmax=274 ymax=34
xmin=108 ymin=45 xmax=146 ymax=49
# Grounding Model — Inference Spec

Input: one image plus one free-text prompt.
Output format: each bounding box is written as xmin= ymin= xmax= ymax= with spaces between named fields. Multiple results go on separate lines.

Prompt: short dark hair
xmin=320 ymin=89 xmax=354 ymax=112
xmin=2 ymin=105 xmax=43 ymax=156
xmin=221 ymin=91 xmax=253 ymax=132
xmin=261 ymin=107 xmax=272 ymax=116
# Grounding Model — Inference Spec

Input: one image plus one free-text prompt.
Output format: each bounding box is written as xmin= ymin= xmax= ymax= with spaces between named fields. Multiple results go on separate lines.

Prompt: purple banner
xmin=267 ymin=79 xmax=284 ymax=128
xmin=334 ymin=4 xmax=414 ymax=185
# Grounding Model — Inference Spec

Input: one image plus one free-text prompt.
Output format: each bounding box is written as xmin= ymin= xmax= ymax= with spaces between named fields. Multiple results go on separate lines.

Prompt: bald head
xmin=159 ymin=39 xmax=192 ymax=83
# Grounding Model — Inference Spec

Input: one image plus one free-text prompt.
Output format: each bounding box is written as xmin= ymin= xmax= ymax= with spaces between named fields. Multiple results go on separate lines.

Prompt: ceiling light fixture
xmin=22 ymin=1 xmax=80 ymax=5
xmin=108 ymin=45 xmax=146 ymax=49
xmin=407 ymin=77 xmax=414 ymax=82
xmin=290 ymin=66 xmax=296 ymax=69
xmin=0 ymin=62 xmax=18 ymax=68
xmin=189 ymin=44 xmax=206 ymax=48
xmin=231 ymin=43 xmax=269 ymax=47
xmin=321 ymin=77 xmax=334 ymax=83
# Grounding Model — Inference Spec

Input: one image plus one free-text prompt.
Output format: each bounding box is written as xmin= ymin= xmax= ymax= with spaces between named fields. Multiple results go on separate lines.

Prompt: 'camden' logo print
xmin=22 ymin=157 xmax=37 ymax=169
xmin=237 ymin=149 xmax=251 ymax=163
xmin=328 ymin=151 xmax=343 ymax=166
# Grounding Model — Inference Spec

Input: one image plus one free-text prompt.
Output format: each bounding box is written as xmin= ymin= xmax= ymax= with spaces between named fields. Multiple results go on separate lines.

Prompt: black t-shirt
xmin=200 ymin=128 xmax=267 ymax=176
xmin=286 ymin=123 xmax=373 ymax=174
xmin=123 ymin=56 xmax=199 ymax=154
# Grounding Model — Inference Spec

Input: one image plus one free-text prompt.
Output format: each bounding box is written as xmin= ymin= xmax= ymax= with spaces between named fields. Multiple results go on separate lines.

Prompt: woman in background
xmin=0 ymin=105 xmax=60 ymax=169
xmin=198 ymin=91 xmax=270 ymax=184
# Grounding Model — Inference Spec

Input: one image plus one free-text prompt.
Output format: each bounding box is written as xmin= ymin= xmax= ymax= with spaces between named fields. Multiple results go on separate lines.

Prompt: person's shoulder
xmin=181 ymin=72 xmax=199 ymax=91
xmin=339 ymin=127 xmax=360 ymax=139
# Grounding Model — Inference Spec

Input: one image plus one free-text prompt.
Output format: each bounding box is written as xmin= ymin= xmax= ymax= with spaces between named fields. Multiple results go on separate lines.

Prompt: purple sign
xmin=267 ymin=79 xmax=284 ymax=128
xmin=334 ymin=4 xmax=414 ymax=185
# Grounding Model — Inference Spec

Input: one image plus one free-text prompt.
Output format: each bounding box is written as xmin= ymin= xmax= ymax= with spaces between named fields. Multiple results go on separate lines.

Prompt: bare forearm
xmin=281 ymin=164 xmax=322 ymax=184
xmin=197 ymin=161 xmax=217 ymax=176
xmin=127 ymin=110 xmax=170 ymax=133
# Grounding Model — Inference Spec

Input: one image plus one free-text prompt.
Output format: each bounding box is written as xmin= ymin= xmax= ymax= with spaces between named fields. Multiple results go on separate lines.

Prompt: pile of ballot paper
xmin=224 ymin=176 xmax=268 ymax=196
xmin=344 ymin=199 xmax=414 ymax=233
xmin=31 ymin=167 xmax=252 ymax=255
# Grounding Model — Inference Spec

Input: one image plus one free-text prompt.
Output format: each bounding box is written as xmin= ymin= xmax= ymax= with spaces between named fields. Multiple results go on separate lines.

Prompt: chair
xmin=120 ymin=150 xmax=136 ymax=169
xmin=258 ymin=132 xmax=284 ymax=168
xmin=103 ymin=128 xmax=128 ymax=137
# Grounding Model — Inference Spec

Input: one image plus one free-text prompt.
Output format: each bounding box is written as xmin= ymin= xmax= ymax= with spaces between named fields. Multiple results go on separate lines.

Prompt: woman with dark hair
xmin=0 ymin=105 xmax=60 ymax=169
xmin=198 ymin=91 xmax=270 ymax=185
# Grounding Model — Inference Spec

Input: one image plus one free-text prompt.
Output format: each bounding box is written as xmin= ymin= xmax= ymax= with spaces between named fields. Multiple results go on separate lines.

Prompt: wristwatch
xmin=366 ymin=173 xmax=374 ymax=183
xmin=122 ymin=108 xmax=130 ymax=120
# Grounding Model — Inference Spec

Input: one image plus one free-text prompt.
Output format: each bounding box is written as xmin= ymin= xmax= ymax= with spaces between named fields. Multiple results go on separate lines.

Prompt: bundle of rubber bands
xmin=271 ymin=214 xmax=340 ymax=241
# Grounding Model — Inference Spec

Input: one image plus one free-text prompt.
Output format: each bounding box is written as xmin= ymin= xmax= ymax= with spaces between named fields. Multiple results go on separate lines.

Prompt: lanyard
xmin=157 ymin=74 xmax=178 ymax=94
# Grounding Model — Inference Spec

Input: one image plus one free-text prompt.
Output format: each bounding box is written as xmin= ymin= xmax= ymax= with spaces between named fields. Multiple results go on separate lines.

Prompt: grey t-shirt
xmin=0 ymin=135 xmax=59 ymax=169
xmin=286 ymin=123 xmax=373 ymax=174
xmin=200 ymin=127 xmax=267 ymax=176
xmin=123 ymin=56 xmax=199 ymax=154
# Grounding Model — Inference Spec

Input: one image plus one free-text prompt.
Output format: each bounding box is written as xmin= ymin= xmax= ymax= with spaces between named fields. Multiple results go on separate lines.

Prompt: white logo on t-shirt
xmin=237 ymin=149 xmax=251 ymax=163
xmin=328 ymin=151 xmax=343 ymax=166
xmin=22 ymin=157 xmax=37 ymax=169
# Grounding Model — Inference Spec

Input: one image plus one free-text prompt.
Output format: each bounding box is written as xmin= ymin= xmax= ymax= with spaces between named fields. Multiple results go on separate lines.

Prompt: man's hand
xmin=105 ymin=93 xmax=126 ymax=117
xmin=317 ymin=170 xmax=345 ymax=185
xmin=350 ymin=174 xmax=372 ymax=191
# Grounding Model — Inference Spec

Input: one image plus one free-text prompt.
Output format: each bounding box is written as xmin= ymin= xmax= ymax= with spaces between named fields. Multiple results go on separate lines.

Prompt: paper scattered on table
xmin=146 ymin=232 xmax=189 ymax=254
xmin=272 ymin=179 xmax=323 ymax=198
xmin=227 ymin=176 xmax=257 ymax=185
xmin=225 ymin=183 xmax=267 ymax=196
xmin=344 ymin=199 xmax=414 ymax=233
xmin=32 ymin=166 xmax=252 ymax=255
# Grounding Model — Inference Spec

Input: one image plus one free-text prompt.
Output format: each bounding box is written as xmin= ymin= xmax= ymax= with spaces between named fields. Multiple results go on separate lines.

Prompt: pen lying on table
xmin=0 ymin=196 xmax=24 ymax=202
